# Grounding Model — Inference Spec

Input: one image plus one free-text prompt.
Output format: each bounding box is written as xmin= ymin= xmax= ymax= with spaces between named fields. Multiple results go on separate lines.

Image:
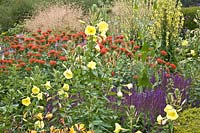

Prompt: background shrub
xmin=0 ymin=0 xmax=39 ymax=32
xmin=181 ymin=6 xmax=200 ymax=30
xmin=174 ymin=108 xmax=200 ymax=132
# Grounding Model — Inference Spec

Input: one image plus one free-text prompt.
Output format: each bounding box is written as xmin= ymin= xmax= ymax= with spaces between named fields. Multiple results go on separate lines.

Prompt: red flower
xmin=36 ymin=60 xmax=45 ymax=65
xmin=165 ymin=62 xmax=170 ymax=66
xmin=16 ymin=62 xmax=26 ymax=67
xmin=134 ymin=45 xmax=140 ymax=50
xmin=126 ymin=52 xmax=132 ymax=57
xmin=111 ymin=45 xmax=117 ymax=49
xmin=156 ymin=58 xmax=164 ymax=64
xmin=37 ymin=29 xmax=41 ymax=33
xmin=165 ymin=73 xmax=170 ymax=78
xmin=49 ymin=60 xmax=57 ymax=66
xmin=160 ymin=50 xmax=167 ymax=56
xmin=26 ymin=43 xmax=34 ymax=48
xmin=4 ymin=52 xmax=10 ymax=56
xmin=129 ymin=40 xmax=135 ymax=44
xmin=34 ymin=53 xmax=42 ymax=57
xmin=25 ymin=67 xmax=32 ymax=71
xmin=133 ymin=75 xmax=139 ymax=80
xmin=31 ymin=45 xmax=38 ymax=50
xmin=29 ymin=58 xmax=36 ymax=63
xmin=47 ymin=29 xmax=52 ymax=33
xmin=116 ymin=35 xmax=124 ymax=39
xmin=111 ymin=71 xmax=115 ymax=77
xmin=170 ymin=63 xmax=176 ymax=70
xmin=100 ymin=47 xmax=109 ymax=55
xmin=59 ymin=56 xmax=67 ymax=61
xmin=0 ymin=65 xmax=7 ymax=69
xmin=114 ymin=39 xmax=123 ymax=43
xmin=119 ymin=48 xmax=127 ymax=52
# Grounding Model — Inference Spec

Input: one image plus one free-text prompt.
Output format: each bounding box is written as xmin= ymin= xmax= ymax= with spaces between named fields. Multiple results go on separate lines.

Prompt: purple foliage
xmin=108 ymin=72 xmax=191 ymax=124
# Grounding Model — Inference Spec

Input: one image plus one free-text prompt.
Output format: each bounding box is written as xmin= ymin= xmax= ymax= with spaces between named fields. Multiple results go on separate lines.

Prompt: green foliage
xmin=181 ymin=6 xmax=200 ymax=30
xmin=174 ymin=108 xmax=200 ymax=132
xmin=0 ymin=0 xmax=41 ymax=32
xmin=178 ymin=10 xmax=200 ymax=106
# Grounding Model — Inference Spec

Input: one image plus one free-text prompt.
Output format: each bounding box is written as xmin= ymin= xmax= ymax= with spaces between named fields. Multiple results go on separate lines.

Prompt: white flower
xmin=117 ymin=90 xmax=123 ymax=97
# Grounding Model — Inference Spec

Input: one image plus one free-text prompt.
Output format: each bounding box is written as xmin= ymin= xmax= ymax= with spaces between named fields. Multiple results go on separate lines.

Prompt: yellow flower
xmin=34 ymin=120 xmax=44 ymax=129
xmin=75 ymin=123 xmax=85 ymax=131
xmin=87 ymin=61 xmax=96 ymax=70
xmin=44 ymin=81 xmax=51 ymax=90
xmin=135 ymin=131 xmax=142 ymax=133
xmin=22 ymin=97 xmax=31 ymax=106
xmin=114 ymin=123 xmax=126 ymax=133
xmin=191 ymin=50 xmax=196 ymax=56
xmin=85 ymin=26 xmax=96 ymax=36
xmin=36 ymin=113 xmax=43 ymax=120
xmin=166 ymin=108 xmax=179 ymax=120
xmin=98 ymin=21 xmax=109 ymax=32
xmin=64 ymin=92 xmax=69 ymax=98
xmin=1 ymin=32 xmax=6 ymax=35
xmin=63 ymin=69 xmax=73 ymax=79
xmin=32 ymin=85 xmax=40 ymax=94
xmin=164 ymin=104 xmax=173 ymax=113
xmin=95 ymin=44 xmax=100 ymax=52
xmin=45 ymin=112 xmax=53 ymax=119
xmin=62 ymin=83 xmax=69 ymax=91
xmin=181 ymin=40 xmax=188 ymax=46
xmin=157 ymin=115 xmax=163 ymax=125
xmin=58 ymin=89 xmax=65 ymax=95
xmin=37 ymin=93 xmax=43 ymax=100
xmin=69 ymin=126 xmax=76 ymax=133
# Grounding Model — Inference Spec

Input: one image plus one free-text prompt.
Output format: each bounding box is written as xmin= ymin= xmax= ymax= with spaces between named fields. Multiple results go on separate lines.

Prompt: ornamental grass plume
xmin=24 ymin=3 xmax=85 ymax=33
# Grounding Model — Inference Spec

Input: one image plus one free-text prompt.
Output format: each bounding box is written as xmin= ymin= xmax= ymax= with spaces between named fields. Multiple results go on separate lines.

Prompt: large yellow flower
xmin=85 ymin=26 xmax=96 ymax=36
xmin=98 ymin=21 xmax=109 ymax=32
xmin=114 ymin=123 xmax=126 ymax=133
xmin=87 ymin=61 xmax=96 ymax=70
xmin=164 ymin=104 xmax=173 ymax=113
xmin=32 ymin=85 xmax=40 ymax=94
xmin=62 ymin=83 xmax=69 ymax=91
xmin=22 ymin=97 xmax=31 ymax=106
xmin=63 ymin=69 xmax=73 ymax=79
xmin=166 ymin=108 xmax=179 ymax=120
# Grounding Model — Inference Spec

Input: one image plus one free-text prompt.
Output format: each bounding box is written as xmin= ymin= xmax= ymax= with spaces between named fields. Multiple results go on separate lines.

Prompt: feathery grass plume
xmin=24 ymin=2 xmax=85 ymax=33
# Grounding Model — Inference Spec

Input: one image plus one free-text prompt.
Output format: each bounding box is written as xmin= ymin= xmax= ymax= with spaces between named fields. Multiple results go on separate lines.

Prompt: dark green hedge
xmin=181 ymin=6 xmax=200 ymax=30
